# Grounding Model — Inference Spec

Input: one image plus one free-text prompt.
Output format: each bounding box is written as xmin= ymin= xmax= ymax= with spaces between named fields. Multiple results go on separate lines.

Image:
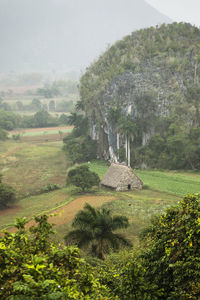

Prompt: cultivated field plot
xmin=88 ymin=160 xmax=200 ymax=196
xmin=9 ymin=126 xmax=73 ymax=143
xmin=0 ymin=128 xmax=72 ymax=197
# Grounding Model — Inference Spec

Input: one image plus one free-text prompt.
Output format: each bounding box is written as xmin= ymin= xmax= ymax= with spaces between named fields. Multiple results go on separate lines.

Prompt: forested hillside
xmin=79 ymin=22 xmax=200 ymax=169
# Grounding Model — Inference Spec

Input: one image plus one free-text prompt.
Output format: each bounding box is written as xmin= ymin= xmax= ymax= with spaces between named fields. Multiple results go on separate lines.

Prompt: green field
xmin=9 ymin=127 xmax=73 ymax=137
xmin=87 ymin=160 xmax=200 ymax=196
xmin=0 ymin=140 xmax=69 ymax=197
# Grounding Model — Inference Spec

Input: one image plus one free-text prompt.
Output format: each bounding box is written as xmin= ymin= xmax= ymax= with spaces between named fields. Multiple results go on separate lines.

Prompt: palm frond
xmin=112 ymin=233 xmax=132 ymax=248
xmin=64 ymin=229 xmax=93 ymax=248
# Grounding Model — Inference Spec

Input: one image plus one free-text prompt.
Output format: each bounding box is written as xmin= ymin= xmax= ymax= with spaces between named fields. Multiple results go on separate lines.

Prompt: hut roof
xmin=101 ymin=163 xmax=142 ymax=189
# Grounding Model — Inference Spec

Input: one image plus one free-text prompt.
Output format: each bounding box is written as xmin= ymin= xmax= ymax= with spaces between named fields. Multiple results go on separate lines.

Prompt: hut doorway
xmin=128 ymin=184 xmax=131 ymax=190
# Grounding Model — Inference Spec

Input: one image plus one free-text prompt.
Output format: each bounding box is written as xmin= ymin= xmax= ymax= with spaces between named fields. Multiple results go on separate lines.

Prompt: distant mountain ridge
xmin=0 ymin=0 xmax=172 ymax=72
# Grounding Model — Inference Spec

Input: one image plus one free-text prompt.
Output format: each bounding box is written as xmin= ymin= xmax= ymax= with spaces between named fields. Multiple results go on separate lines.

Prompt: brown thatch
xmin=101 ymin=163 xmax=143 ymax=191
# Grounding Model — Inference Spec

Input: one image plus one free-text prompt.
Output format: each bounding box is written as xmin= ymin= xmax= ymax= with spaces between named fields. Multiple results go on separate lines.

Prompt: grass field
xmin=87 ymin=160 xmax=200 ymax=196
xmin=9 ymin=127 xmax=73 ymax=137
xmin=0 ymin=138 xmax=70 ymax=197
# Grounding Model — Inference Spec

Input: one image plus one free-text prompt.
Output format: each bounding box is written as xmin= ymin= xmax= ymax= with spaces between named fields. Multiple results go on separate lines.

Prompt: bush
xmin=141 ymin=194 xmax=200 ymax=299
xmin=0 ymin=215 xmax=109 ymax=299
xmin=0 ymin=177 xmax=17 ymax=209
xmin=0 ymin=128 xmax=8 ymax=140
xmin=67 ymin=165 xmax=100 ymax=191
xmin=42 ymin=183 xmax=61 ymax=193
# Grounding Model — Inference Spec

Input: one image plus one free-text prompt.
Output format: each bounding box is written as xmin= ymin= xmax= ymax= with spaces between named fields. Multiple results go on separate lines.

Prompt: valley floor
xmin=1 ymin=135 xmax=200 ymax=243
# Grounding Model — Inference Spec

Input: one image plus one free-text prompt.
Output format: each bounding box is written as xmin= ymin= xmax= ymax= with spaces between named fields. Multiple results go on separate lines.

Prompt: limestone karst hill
xmin=79 ymin=23 xmax=200 ymax=169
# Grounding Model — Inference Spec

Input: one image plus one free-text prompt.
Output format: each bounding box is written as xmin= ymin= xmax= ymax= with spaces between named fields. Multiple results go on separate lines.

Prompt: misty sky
xmin=2 ymin=0 xmax=199 ymax=75
xmin=0 ymin=0 xmax=173 ymax=74
xmin=146 ymin=0 xmax=200 ymax=27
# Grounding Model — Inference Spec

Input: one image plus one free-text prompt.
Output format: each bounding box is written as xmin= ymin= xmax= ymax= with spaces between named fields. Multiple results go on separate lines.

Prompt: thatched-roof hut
xmin=101 ymin=163 xmax=143 ymax=191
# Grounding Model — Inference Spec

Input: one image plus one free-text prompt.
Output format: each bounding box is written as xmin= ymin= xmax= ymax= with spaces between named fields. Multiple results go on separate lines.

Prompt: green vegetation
xmin=0 ymin=140 xmax=68 ymax=197
xmin=63 ymin=135 xmax=97 ymax=164
xmin=9 ymin=127 xmax=72 ymax=138
xmin=86 ymin=160 xmax=200 ymax=197
xmin=0 ymin=175 xmax=16 ymax=209
xmin=0 ymin=128 xmax=8 ymax=140
xmin=136 ymin=169 xmax=200 ymax=196
xmin=1 ymin=195 xmax=200 ymax=299
xmin=0 ymin=215 xmax=109 ymax=299
xmin=65 ymin=203 xmax=131 ymax=259
xmin=67 ymin=165 xmax=100 ymax=192
xmin=63 ymin=110 xmax=97 ymax=164
xmin=0 ymin=187 xmax=72 ymax=230
xmin=141 ymin=194 xmax=200 ymax=299
xmin=0 ymin=109 xmax=70 ymax=130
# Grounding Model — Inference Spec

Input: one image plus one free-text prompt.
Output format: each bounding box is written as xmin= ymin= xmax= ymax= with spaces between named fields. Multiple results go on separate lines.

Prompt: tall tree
xmin=116 ymin=116 xmax=135 ymax=166
xmin=65 ymin=203 xmax=131 ymax=259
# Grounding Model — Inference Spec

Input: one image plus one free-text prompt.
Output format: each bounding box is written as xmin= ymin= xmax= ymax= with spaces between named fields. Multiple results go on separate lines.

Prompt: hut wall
xmin=116 ymin=171 xmax=142 ymax=191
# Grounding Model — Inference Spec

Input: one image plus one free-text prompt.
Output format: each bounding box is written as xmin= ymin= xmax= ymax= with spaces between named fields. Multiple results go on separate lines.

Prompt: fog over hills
xmin=0 ymin=0 xmax=172 ymax=73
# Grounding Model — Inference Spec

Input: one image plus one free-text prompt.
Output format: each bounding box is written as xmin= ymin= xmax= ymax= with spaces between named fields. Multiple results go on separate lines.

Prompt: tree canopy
xmin=67 ymin=165 xmax=100 ymax=191
xmin=65 ymin=203 xmax=131 ymax=259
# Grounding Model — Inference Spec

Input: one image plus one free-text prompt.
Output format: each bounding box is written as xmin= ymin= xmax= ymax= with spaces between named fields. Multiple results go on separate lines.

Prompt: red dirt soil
xmin=1 ymin=195 xmax=116 ymax=234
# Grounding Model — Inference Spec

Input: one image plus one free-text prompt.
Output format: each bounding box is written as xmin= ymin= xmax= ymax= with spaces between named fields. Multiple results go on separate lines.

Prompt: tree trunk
xmin=125 ymin=135 xmax=128 ymax=165
xmin=117 ymin=133 xmax=120 ymax=160
xmin=127 ymin=136 xmax=130 ymax=167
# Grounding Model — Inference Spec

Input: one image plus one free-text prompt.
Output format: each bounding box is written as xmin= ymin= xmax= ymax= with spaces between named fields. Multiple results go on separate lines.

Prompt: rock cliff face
xmin=89 ymin=69 xmax=184 ymax=160
xmin=80 ymin=23 xmax=200 ymax=162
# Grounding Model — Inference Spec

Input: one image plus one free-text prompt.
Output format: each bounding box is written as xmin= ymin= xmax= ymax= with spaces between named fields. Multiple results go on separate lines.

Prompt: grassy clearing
xmin=0 ymin=139 xmax=69 ymax=197
xmin=0 ymin=187 xmax=73 ymax=230
xmin=84 ymin=160 xmax=110 ymax=179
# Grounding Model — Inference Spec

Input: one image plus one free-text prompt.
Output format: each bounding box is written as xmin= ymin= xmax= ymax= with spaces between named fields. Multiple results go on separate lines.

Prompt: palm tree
xmin=108 ymin=107 xmax=122 ymax=160
xmin=116 ymin=116 xmax=135 ymax=166
xmin=65 ymin=203 xmax=131 ymax=260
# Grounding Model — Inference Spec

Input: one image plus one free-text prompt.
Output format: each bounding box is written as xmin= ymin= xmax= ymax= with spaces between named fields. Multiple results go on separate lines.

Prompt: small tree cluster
xmin=67 ymin=165 xmax=100 ymax=191
xmin=0 ymin=175 xmax=17 ymax=209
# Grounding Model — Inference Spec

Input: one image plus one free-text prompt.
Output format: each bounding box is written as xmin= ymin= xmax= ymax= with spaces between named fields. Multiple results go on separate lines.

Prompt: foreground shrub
xmin=0 ymin=215 xmax=110 ymax=299
xmin=141 ymin=194 xmax=200 ymax=299
xmin=93 ymin=250 xmax=162 ymax=299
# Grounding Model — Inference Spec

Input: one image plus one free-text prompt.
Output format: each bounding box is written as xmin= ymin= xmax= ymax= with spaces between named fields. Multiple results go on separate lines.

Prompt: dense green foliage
xmin=94 ymin=251 xmax=162 ymax=299
xmin=67 ymin=165 xmax=100 ymax=191
xmin=79 ymin=22 xmax=200 ymax=169
xmin=1 ymin=194 xmax=200 ymax=299
xmin=63 ymin=135 xmax=97 ymax=164
xmin=63 ymin=111 xmax=97 ymax=164
xmin=65 ymin=203 xmax=131 ymax=259
xmin=0 ymin=127 xmax=8 ymax=140
xmin=141 ymin=194 xmax=200 ymax=299
xmin=0 ymin=215 xmax=110 ymax=299
xmin=0 ymin=175 xmax=17 ymax=209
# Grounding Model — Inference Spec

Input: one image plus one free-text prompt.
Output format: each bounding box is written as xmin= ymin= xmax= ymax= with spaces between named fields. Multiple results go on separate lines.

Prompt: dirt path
xmin=2 ymin=195 xmax=116 ymax=234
